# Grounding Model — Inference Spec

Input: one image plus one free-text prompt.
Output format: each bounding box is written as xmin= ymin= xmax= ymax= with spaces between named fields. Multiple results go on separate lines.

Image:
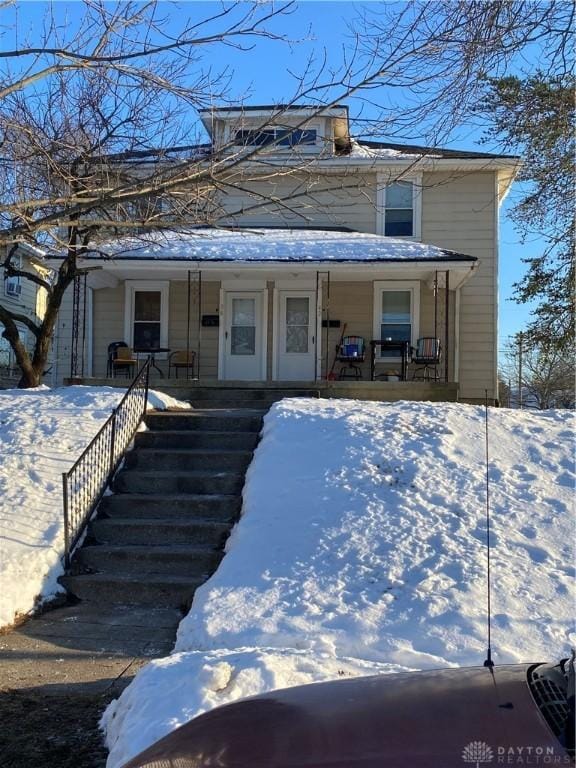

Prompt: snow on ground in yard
xmin=104 ymin=399 xmax=575 ymax=768
xmin=0 ymin=385 xmax=189 ymax=629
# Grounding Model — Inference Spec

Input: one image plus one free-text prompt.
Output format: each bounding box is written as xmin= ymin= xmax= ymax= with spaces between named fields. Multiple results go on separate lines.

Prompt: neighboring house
xmin=50 ymin=104 xmax=520 ymax=403
xmin=0 ymin=243 xmax=50 ymax=385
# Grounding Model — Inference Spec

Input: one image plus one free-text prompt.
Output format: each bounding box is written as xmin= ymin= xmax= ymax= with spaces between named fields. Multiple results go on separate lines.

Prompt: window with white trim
xmin=235 ymin=127 xmax=318 ymax=147
xmin=377 ymin=175 xmax=422 ymax=239
xmin=124 ymin=281 xmax=169 ymax=351
xmin=373 ymin=281 xmax=420 ymax=359
xmin=384 ymin=182 xmax=414 ymax=237
xmin=4 ymin=254 xmax=22 ymax=298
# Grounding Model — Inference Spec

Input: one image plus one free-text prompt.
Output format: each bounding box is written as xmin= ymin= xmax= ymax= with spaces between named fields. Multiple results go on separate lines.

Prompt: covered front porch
xmin=53 ymin=228 xmax=477 ymax=401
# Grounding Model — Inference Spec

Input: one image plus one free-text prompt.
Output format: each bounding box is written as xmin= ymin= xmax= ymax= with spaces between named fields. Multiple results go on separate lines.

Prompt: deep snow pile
xmin=0 ymin=385 xmax=189 ymax=629
xmin=104 ymin=399 xmax=575 ymax=768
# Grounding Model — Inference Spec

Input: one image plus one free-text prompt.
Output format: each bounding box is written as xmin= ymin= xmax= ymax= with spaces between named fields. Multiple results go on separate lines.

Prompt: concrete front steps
xmin=59 ymin=409 xmax=264 ymax=612
xmin=187 ymin=387 xmax=320 ymax=410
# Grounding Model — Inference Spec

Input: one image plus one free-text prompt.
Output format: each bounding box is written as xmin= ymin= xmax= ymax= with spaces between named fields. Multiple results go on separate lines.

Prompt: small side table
xmin=370 ymin=340 xmax=410 ymax=381
xmin=134 ymin=347 xmax=171 ymax=377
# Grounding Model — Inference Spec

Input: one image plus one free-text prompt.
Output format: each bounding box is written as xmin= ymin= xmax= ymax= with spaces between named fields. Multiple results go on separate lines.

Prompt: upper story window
xmin=384 ymin=182 xmax=414 ymax=237
xmin=4 ymin=253 xmax=22 ymax=298
xmin=234 ymin=128 xmax=317 ymax=148
xmin=377 ymin=175 xmax=422 ymax=240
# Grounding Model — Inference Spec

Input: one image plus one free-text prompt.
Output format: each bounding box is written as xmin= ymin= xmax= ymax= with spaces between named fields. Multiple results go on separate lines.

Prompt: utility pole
xmin=518 ymin=332 xmax=523 ymax=409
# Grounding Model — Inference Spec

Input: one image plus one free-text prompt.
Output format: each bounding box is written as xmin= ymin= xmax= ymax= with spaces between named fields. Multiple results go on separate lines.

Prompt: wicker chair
xmin=168 ymin=350 xmax=196 ymax=379
xmin=108 ymin=342 xmax=137 ymax=378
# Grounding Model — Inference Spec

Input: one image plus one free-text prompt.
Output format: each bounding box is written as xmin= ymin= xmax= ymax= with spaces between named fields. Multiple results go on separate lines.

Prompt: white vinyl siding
xmin=219 ymin=172 xmax=377 ymax=233
xmin=421 ymin=170 xmax=496 ymax=401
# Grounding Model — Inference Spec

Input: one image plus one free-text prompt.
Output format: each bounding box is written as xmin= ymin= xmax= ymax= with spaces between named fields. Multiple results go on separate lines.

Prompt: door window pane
xmin=232 ymin=298 xmax=255 ymax=326
xmin=231 ymin=327 xmax=256 ymax=355
xmin=286 ymin=326 xmax=309 ymax=353
xmin=231 ymin=298 xmax=256 ymax=356
xmin=285 ymin=298 xmax=309 ymax=353
xmin=286 ymin=297 xmax=309 ymax=326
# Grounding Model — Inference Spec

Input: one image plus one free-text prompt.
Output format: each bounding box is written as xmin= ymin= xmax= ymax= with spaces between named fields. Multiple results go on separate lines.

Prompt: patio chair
xmin=337 ymin=336 xmax=366 ymax=380
xmin=168 ymin=349 xmax=196 ymax=379
xmin=411 ymin=337 xmax=442 ymax=381
xmin=107 ymin=341 xmax=137 ymax=378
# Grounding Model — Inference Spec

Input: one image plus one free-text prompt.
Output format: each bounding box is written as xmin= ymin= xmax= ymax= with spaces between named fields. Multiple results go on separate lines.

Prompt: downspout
xmin=454 ymin=286 xmax=461 ymax=384
xmin=493 ymin=173 xmax=500 ymax=404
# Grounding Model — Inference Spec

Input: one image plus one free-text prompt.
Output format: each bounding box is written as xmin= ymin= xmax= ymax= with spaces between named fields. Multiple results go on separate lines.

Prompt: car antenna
xmin=483 ymin=390 xmax=494 ymax=669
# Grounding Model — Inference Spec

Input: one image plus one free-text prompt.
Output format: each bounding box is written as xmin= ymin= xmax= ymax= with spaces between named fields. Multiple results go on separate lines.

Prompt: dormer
xmin=198 ymin=104 xmax=351 ymax=156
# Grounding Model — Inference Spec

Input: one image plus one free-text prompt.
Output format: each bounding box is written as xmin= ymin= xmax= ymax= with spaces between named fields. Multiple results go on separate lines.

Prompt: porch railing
xmin=62 ymin=359 xmax=150 ymax=568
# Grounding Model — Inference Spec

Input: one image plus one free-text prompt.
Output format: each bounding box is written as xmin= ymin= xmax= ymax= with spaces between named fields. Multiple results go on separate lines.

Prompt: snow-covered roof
xmin=349 ymin=140 xmax=435 ymax=160
xmin=350 ymin=139 xmax=518 ymax=162
xmin=82 ymin=228 xmax=477 ymax=264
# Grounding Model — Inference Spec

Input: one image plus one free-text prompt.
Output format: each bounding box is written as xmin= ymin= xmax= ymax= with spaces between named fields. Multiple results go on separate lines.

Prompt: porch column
xmin=187 ymin=269 xmax=202 ymax=380
xmin=70 ymin=271 xmax=88 ymax=379
xmin=316 ymin=270 xmax=330 ymax=381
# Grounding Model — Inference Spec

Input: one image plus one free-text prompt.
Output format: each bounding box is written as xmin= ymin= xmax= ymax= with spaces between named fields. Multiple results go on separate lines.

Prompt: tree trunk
xmin=17 ymin=368 xmax=42 ymax=388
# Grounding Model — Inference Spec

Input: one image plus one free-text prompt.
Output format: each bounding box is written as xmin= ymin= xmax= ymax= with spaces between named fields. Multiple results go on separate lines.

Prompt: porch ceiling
xmin=85 ymin=260 xmax=477 ymax=290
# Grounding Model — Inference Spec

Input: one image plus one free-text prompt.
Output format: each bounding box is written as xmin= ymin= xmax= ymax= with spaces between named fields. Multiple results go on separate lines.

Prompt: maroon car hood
xmin=121 ymin=664 xmax=573 ymax=768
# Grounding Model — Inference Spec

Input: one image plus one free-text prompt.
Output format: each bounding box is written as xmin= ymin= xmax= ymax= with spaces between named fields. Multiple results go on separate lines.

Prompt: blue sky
xmin=8 ymin=1 xmax=541 ymax=343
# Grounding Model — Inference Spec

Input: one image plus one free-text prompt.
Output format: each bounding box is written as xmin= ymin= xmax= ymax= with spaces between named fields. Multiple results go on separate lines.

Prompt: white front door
xmin=222 ymin=291 xmax=264 ymax=380
xmin=276 ymin=291 xmax=316 ymax=381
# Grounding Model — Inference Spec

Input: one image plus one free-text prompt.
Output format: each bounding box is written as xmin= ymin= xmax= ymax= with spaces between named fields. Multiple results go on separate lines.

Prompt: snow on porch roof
xmin=83 ymin=228 xmax=477 ymax=264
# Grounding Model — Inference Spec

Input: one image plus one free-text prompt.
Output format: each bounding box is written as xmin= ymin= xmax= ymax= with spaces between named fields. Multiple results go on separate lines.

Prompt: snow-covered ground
xmin=103 ymin=399 xmax=575 ymax=768
xmin=0 ymin=385 xmax=189 ymax=629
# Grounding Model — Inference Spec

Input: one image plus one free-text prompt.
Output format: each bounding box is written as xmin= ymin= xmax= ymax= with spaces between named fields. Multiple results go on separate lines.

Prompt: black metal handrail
xmin=62 ymin=359 xmax=150 ymax=568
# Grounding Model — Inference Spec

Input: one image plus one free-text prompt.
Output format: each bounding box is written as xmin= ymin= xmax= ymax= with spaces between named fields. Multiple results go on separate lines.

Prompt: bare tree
xmin=352 ymin=1 xmax=574 ymax=143
xmin=4 ymin=0 xmax=557 ymax=387
xmin=353 ymin=1 xmax=575 ymax=350
xmin=0 ymin=0 xmax=443 ymax=387
xmin=500 ymin=334 xmax=575 ymax=409
xmin=0 ymin=0 xmax=301 ymax=387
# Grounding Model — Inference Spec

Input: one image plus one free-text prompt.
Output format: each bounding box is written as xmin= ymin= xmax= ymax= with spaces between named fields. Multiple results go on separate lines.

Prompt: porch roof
xmin=78 ymin=228 xmax=477 ymax=265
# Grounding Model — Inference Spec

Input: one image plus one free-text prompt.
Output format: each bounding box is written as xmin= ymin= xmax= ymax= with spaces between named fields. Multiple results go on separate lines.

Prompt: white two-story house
xmin=49 ymin=104 xmax=520 ymax=403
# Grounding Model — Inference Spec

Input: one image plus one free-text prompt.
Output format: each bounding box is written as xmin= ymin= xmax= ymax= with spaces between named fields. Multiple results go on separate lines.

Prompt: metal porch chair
xmin=411 ymin=337 xmax=442 ymax=381
xmin=337 ymin=336 xmax=366 ymax=380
